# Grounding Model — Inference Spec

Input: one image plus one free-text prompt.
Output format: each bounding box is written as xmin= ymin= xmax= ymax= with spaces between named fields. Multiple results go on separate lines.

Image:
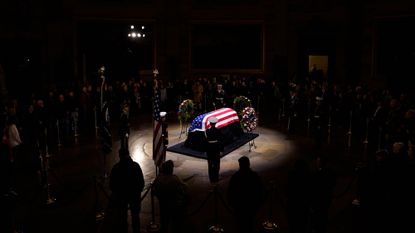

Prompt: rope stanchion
xmin=94 ymin=106 xmax=99 ymax=137
xmin=56 ymin=120 xmax=62 ymax=147
xmin=185 ymin=183 xmax=233 ymax=232
xmin=186 ymin=188 xmax=214 ymax=217
xmin=73 ymin=109 xmax=80 ymax=144
xmin=93 ymin=176 xmax=106 ymax=221
xmin=306 ymin=101 xmax=311 ymax=137
xmin=346 ymin=110 xmax=353 ymax=152
xmin=327 ymin=106 xmax=332 ymax=145
xmin=39 ymin=148 xmax=56 ymax=206
xmin=146 ymin=182 xmax=160 ymax=233
xmin=208 ymin=184 xmax=225 ymax=233
xmin=44 ymin=128 xmax=51 ymax=159
xmin=362 ymin=117 xmax=370 ymax=162
xmin=261 ymin=181 xmax=278 ymax=232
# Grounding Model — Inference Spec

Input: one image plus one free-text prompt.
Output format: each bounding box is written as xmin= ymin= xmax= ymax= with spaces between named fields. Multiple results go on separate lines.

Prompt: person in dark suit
xmin=108 ymin=148 xmax=145 ymax=233
xmin=227 ymin=156 xmax=265 ymax=233
xmin=153 ymin=160 xmax=188 ymax=233
xmin=205 ymin=117 xmax=224 ymax=183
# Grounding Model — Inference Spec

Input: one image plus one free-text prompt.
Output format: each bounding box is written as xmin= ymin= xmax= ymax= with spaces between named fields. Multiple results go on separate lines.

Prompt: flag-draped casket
xmin=184 ymin=108 xmax=244 ymax=151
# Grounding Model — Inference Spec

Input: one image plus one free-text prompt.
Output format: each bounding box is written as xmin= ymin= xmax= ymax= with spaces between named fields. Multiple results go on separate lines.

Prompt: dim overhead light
xmin=130 ymin=25 xmax=135 ymax=29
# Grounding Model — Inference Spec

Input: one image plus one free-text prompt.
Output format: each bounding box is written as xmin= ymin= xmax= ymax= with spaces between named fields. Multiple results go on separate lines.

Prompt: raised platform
xmin=167 ymin=132 xmax=259 ymax=159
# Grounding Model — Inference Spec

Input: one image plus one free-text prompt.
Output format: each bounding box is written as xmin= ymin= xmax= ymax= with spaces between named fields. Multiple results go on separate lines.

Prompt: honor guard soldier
xmin=160 ymin=111 xmax=168 ymax=162
xmin=205 ymin=117 xmax=224 ymax=183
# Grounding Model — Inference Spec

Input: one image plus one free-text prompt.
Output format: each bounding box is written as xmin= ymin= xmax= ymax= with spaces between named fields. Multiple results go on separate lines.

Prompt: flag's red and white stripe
xmin=202 ymin=108 xmax=240 ymax=131
xmin=153 ymin=78 xmax=165 ymax=167
xmin=153 ymin=120 xmax=164 ymax=167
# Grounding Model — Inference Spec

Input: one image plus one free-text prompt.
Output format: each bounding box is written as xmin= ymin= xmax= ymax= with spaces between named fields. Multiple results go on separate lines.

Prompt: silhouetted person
xmin=205 ymin=117 xmax=224 ymax=183
xmin=108 ymin=148 xmax=145 ymax=233
xmin=227 ymin=156 xmax=264 ymax=233
xmin=1 ymin=122 xmax=18 ymax=233
xmin=153 ymin=160 xmax=188 ymax=233
xmin=287 ymin=159 xmax=311 ymax=233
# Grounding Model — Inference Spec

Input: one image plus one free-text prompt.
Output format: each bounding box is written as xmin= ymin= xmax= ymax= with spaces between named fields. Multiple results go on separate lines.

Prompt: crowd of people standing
xmin=1 ymin=72 xmax=415 ymax=232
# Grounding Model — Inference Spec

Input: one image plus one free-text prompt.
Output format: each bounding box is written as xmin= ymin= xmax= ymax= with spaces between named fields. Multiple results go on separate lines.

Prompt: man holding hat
xmin=205 ymin=117 xmax=224 ymax=183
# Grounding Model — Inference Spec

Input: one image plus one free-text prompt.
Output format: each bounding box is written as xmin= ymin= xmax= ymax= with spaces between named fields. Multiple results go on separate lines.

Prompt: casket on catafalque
xmin=167 ymin=108 xmax=259 ymax=159
xmin=184 ymin=108 xmax=244 ymax=151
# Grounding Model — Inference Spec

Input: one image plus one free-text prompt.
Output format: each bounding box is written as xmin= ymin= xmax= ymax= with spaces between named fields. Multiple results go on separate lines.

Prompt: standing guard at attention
xmin=205 ymin=117 xmax=224 ymax=183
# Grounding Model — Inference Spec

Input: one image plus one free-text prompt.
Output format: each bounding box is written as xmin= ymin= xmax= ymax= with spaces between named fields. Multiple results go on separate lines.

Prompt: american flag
xmin=188 ymin=108 xmax=240 ymax=132
xmin=153 ymin=75 xmax=164 ymax=167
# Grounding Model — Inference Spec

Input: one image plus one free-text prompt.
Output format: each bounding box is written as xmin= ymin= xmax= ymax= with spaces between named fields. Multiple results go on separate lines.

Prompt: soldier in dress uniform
xmin=205 ymin=117 xmax=224 ymax=183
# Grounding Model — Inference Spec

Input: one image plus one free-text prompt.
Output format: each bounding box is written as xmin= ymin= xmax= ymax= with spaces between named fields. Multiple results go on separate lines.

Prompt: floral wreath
xmin=233 ymin=96 xmax=252 ymax=118
xmin=241 ymin=107 xmax=257 ymax=132
xmin=178 ymin=99 xmax=194 ymax=123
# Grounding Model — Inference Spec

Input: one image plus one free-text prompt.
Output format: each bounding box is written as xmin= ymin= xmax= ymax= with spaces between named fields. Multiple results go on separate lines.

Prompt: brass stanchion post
xmin=347 ymin=110 xmax=353 ymax=152
xmin=44 ymin=128 xmax=51 ymax=159
xmin=147 ymin=182 xmax=160 ymax=232
xmin=94 ymin=106 xmax=99 ymax=137
xmin=74 ymin=109 xmax=79 ymax=144
xmin=362 ymin=117 xmax=369 ymax=162
xmin=94 ymin=176 xmax=105 ymax=221
xmin=40 ymin=149 xmax=56 ymax=205
xmin=208 ymin=184 xmax=224 ymax=233
xmin=306 ymin=101 xmax=311 ymax=136
xmin=327 ymin=106 xmax=332 ymax=144
xmin=56 ymin=120 xmax=62 ymax=147
xmin=262 ymin=181 xmax=278 ymax=232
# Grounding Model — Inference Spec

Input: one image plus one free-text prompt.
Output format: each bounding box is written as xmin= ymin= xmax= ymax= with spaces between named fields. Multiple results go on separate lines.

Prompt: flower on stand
xmin=241 ymin=107 xmax=257 ymax=132
xmin=233 ymin=96 xmax=252 ymax=119
xmin=178 ymin=99 xmax=194 ymax=123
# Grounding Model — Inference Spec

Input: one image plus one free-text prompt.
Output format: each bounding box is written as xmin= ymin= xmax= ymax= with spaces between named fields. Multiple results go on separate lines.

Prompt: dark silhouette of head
xmin=209 ymin=117 xmax=218 ymax=128
xmin=118 ymin=148 xmax=130 ymax=160
xmin=238 ymin=156 xmax=250 ymax=170
xmin=160 ymin=160 xmax=174 ymax=175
